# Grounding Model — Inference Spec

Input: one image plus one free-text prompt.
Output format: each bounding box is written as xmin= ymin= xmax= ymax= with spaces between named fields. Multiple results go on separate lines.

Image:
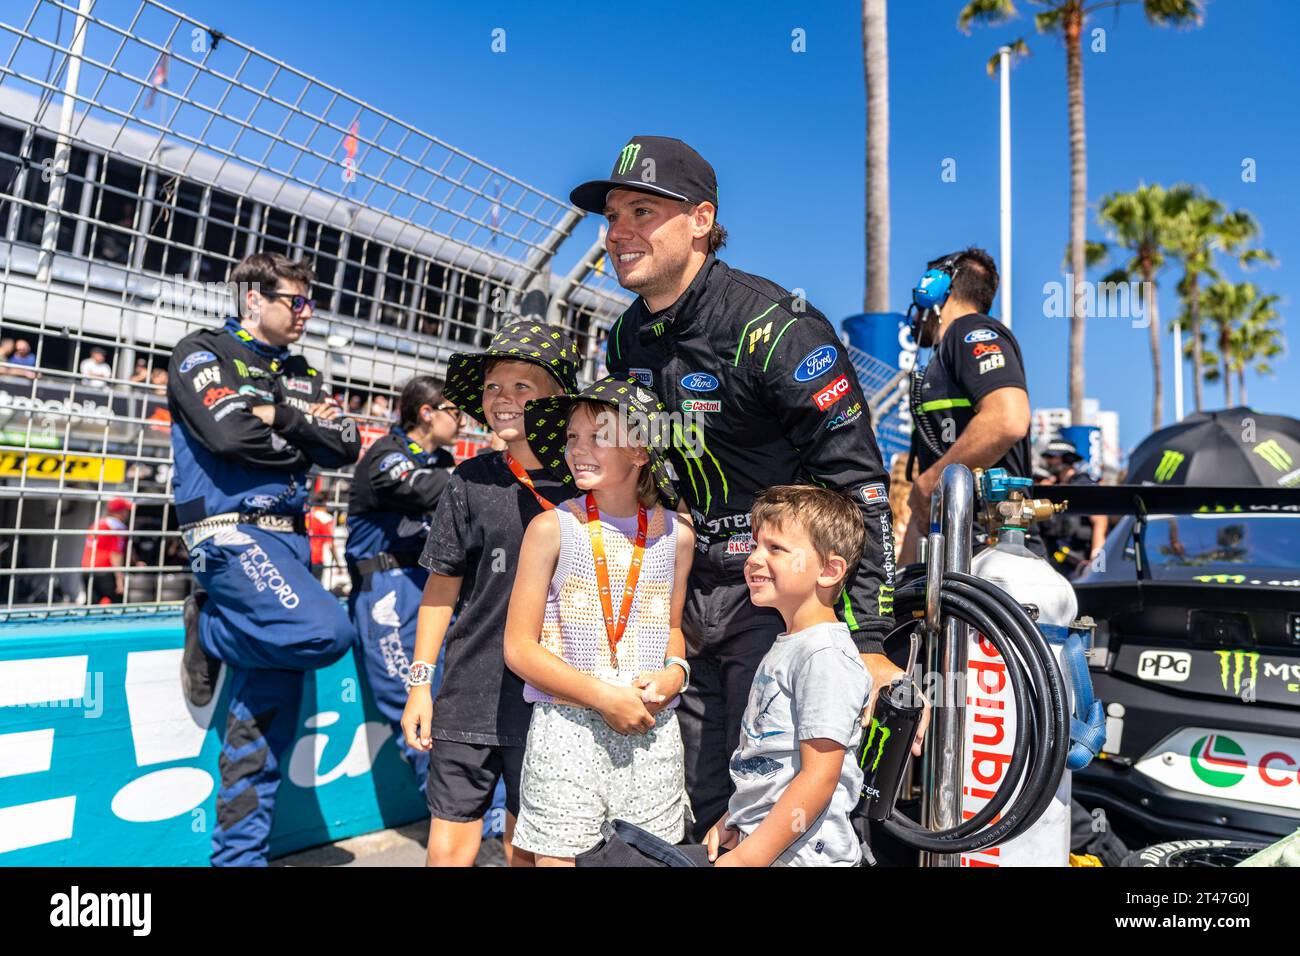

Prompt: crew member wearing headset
xmin=901 ymin=247 xmax=1032 ymax=563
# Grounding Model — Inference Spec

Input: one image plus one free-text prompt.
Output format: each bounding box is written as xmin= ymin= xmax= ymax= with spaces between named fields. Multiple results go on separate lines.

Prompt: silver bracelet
xmin=407 ymin=660 xmax=435 ymax=687
xmin=664 ymin=656 xmax=691 ymax=692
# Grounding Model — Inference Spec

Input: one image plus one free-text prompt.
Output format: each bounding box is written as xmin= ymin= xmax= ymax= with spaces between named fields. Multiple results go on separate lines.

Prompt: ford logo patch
xmin=964 ymin=328 xmax=999 ymax=344
xmin=680 ymin=372 xmax=719 ymax=393
xmin=793 ymin=345 xmax=838 ymax=383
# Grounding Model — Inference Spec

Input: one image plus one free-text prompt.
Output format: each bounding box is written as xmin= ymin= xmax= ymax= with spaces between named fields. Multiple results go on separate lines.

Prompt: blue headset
xmin=912 ymin=253 xmax=961 ymax=311
xmin=908 ymin=252 xmax=962 ymax=342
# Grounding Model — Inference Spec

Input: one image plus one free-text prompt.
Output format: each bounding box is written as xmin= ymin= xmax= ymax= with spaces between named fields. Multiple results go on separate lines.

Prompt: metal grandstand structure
xmin=0 ymin=0 xmax=629 ymax=608
xmin=850 ymin=343 xmax=909 ymax=461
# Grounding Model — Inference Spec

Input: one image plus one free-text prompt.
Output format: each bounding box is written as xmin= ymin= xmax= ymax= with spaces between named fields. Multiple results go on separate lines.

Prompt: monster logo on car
xmin=1214 ymin=650 xmax=1259 ymax=695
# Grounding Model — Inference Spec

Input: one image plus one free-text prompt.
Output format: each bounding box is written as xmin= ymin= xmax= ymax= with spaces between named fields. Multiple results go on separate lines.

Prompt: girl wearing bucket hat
xmin=503 ymin=377 xmax=696 ymax=863
xmin=401 ymin=321 xmax=580 ymax=867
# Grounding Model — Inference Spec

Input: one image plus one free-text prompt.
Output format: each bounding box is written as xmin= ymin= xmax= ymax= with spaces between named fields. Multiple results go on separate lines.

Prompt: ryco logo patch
xmin=812 ymin=374 xmax=851 ymax=411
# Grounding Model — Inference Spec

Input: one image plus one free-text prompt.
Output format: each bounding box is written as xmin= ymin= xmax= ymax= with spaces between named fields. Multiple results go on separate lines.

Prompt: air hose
xmin=878 ymin=569 xmax=1071 ymax=854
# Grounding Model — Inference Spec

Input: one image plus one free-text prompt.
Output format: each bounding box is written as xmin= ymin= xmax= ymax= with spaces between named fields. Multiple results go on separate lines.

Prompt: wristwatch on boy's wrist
xmin=407 ymin=660 xmax=435 ymax=687
xmin=664 ymin=656 xmax=691 ymax=692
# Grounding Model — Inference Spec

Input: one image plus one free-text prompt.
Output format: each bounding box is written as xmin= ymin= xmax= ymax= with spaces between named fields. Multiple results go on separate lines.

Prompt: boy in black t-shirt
xmin=902 ymin=248 xmax=1032 ymax=563
xmin=401 ymin=322 xmax=579 ymax=867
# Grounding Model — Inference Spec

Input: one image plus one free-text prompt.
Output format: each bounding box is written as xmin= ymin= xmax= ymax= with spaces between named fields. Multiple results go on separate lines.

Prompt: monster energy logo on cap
xmin=1154 ymin=449 xmax=1185 ymax=483
xmin=569 ymin=136 xmax=720 ymax=215
xmin=615 ymin=142 xmax=642 ymax=176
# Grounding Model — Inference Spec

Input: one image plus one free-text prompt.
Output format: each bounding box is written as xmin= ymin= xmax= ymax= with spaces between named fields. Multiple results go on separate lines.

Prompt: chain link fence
xmin=0 ymin=0 xmax=628 ymax=610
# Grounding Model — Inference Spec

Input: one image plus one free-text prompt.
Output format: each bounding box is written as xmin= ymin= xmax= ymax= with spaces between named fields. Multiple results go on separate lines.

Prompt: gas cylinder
xmin=960 ymin=478 xmax=1077 ymax=867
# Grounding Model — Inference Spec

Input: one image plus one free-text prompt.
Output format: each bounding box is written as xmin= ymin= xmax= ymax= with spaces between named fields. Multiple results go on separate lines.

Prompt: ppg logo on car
xmin=1137 ymin=649 xmax=1192 ymax=683
xmin=680 ymin=372 xmax=719 ymax=393
xmin=793 ymin=345 xmax=838 ymax=383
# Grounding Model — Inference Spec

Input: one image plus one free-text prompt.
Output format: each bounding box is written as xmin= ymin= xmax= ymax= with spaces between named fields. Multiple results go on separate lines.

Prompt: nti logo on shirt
xmin=812 ymin=375 xmax=850 ymax=411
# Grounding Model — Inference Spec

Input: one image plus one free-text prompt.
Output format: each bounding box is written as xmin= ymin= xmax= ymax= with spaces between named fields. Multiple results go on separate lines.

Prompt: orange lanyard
xmin=505 ymin=454 xmax=554 ymax=511
xmin=585 ymin=493 xmax=647 ymax=669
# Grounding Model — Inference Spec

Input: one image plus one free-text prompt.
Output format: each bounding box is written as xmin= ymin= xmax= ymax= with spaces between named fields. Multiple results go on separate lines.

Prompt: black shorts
xmin=425 ymin=739 xmax=524 ymax=822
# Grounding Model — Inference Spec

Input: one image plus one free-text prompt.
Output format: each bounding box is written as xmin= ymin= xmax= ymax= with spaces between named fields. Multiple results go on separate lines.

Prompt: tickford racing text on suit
xmin=606 ymin=253 xmax=895 ymax=654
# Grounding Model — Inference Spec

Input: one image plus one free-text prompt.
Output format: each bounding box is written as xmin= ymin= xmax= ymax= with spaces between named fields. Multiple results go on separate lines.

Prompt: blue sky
xmin=170 ymin=0 xmax=1297 ymax=454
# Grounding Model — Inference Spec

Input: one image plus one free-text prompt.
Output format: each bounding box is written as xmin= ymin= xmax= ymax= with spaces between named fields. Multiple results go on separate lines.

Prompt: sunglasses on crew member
xmin=260 ymin=290 xmax=316 ymax=314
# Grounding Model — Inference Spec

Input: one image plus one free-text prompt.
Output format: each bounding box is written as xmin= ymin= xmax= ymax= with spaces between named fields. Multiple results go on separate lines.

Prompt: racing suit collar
xmin=223 ymin=316 xmax=292 ymax=364
xmin=390 ymin=425 xmax=431 ymax=465
xmin=636 ymin=253 xmax=718 ymax=343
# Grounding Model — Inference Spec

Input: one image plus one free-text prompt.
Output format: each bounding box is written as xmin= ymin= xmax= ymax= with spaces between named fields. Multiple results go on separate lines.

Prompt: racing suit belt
xmin=181 ymin=512 xmax=307 ymax=549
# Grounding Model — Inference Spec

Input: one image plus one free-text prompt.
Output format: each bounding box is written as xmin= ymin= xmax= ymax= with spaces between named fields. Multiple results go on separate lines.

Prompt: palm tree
xmin=1232 ymin=294 xmax=1284 ymax=406
xmin=1167 ymin=196 xmax=1271 ymax=411
xmin=958 ymin=0 xmax=1205 ymax=425
xmin=863 ymin=0 xmax=890 ymax=313
xmin=1200 ymin=281 xmax=1284 ymax=407
xmin=1096 ymin=184 xmax=1190 ymax=431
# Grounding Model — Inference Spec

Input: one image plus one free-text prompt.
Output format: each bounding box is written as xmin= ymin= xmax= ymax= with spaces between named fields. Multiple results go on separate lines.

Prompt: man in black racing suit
xmin=572 ymin=136 xmax=925 ymax=838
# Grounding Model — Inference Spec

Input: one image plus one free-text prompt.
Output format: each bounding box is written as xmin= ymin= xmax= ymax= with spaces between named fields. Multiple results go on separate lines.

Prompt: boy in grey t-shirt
xmin=705 ymin=486 xmax=872 ymax=867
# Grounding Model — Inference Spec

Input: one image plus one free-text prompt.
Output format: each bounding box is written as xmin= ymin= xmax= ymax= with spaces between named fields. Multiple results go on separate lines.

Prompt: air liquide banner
xmin=0 ymin=610 xmax=426 ymax=865
xmin=841 ymin=312 xmax=915 ymax=460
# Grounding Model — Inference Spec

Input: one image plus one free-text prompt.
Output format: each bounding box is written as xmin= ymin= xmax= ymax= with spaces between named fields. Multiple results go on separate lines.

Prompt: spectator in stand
xmin=347 ymin=393 xmax=365 ymax=416
xmin=368 ymin=394 xmax=392 ymax=421
xmin=149 ymin=367 xmax=168 ymax=396
xmin=95 ymin=203 xmax=137 ymax=265
xmin=0 ymin=339 xmax=13 ymax=363
xmin=8 ymin=339 xmax=37 ymax=379
xmin=307 ymin=491 xmax=344 ymax=583
xmin=129 ymin=357 xmax=149 ymax=384
xmin=84 ymin=497 xmax=132 ymax=604
xmin=80 ymin=346 xmax=113 ymax=388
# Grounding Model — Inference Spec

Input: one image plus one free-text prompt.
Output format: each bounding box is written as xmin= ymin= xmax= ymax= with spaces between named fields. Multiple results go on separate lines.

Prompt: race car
xmin=1034 ymin=482 xmax=1300 ymax=849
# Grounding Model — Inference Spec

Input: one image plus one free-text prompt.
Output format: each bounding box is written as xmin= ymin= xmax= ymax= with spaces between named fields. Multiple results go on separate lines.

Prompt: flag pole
xmin=998 ymin=44 xmax=1012 ymax=330
xmin=1173 ymin=320 xmax=1184 ymax=421
xmin=37 ymin=0 xmax=94 ymax=283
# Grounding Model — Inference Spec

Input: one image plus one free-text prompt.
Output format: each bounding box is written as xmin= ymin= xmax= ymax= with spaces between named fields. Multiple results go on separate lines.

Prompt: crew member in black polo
xmin=901 ymin=248 xmax=1032 ymax=563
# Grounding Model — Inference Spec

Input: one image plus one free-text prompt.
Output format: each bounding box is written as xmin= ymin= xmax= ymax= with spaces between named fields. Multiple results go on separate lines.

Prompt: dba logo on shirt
xmin=792 ymin=345 xmax=838 ymax=383
xmin=680 ymin=372 xmax=718 ymax=392
xmin=963 ymin=328 xmax=999 ymax=344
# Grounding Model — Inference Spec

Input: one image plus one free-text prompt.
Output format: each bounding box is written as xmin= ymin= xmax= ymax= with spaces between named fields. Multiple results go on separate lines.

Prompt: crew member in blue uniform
xmin=169 ymin=252 xmax=361 ymax=867
xmin=346 ymin=376 xmax=460 ymax=793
